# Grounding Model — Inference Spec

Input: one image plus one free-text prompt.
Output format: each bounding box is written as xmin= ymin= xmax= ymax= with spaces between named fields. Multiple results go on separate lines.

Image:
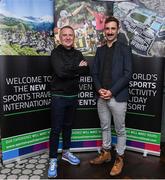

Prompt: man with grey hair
xmin=48 ymin=25 xmax=89 ymax=178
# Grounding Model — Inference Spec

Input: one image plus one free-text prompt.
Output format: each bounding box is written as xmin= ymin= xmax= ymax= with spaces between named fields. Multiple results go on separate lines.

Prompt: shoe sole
xmin=48 ymin=175 xmax=57 ymax=179
xmin=62 ymin=157 xmax=80 ymax=165
xmin=110 ymin=170 xmax=122 ymax=176
xmin=90 ymin=158 xmax=111 ymax=165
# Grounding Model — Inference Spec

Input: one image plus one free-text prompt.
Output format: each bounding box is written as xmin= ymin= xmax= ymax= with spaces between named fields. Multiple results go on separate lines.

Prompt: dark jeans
xmin=49 ymin=96 xmax=77 ymax=158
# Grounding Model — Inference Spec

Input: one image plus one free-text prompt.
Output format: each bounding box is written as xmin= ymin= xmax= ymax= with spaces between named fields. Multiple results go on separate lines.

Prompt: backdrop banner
xmin=125 ymin=56 xmax=164 ymax=156
xmin=0 ymin=0 xmax=54 ymax=163
xmin=0 ymin=0 xmax=164 ymax=164
xmin=54 ymin=0 xmax=165 ymax=156
xmin=113 ymin=0 xmax=165 ymax=156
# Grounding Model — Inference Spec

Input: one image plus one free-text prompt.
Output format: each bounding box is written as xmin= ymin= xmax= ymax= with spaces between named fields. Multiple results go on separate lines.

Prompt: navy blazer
xmin=92 ymin=40 xmax=133 ymax=102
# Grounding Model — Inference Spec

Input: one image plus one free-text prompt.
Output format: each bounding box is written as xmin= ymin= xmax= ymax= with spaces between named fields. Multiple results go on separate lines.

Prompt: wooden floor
xmin=1 ymin=145 xmax=165 ymax=179
xmin=47 ymin=148 xmax=165 ymax=179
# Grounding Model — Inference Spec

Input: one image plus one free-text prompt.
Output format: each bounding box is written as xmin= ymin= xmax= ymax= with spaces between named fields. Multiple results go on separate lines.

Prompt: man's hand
xmin=98 ymin=88 xmax=107 ymax=97
xmin=98 ymin=89 xmax=112 ymax=100
xmin=103 ymin=90 xmax=112 ymax=99
xmin=79 ymin=60 xmax=88 ymax=67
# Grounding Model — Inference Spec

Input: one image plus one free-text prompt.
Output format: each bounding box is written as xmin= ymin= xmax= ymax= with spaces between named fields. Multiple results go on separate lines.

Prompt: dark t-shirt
xmin=101 ymin=42 xmax=115 ymax=89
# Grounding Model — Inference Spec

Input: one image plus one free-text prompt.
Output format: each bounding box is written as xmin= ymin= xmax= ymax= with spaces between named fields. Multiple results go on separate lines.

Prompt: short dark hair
xmin=105 ymin=16 xmax=119 ymax=28
xmin=60 ymin=25 xmax=74 ymax=33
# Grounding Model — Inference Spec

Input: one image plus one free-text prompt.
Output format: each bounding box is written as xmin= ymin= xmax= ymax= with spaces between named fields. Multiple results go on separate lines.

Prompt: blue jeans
xmin=97 ymin=97 xmax=127 ymax=156
xmin=49 ymin=96 xmax=77 ymax=158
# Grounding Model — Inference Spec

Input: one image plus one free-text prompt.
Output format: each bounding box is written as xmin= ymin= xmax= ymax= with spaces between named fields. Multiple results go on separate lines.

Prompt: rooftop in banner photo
xmin=114 ymin=1 xmax=165 ymax=56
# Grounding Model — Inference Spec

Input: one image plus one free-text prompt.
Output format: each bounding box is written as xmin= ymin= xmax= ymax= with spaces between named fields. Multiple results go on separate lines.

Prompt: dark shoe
xmin=90 ymin=149 xmax=111 ymax=165
xmin=110 ymin=155 xmax=124 ymax=176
